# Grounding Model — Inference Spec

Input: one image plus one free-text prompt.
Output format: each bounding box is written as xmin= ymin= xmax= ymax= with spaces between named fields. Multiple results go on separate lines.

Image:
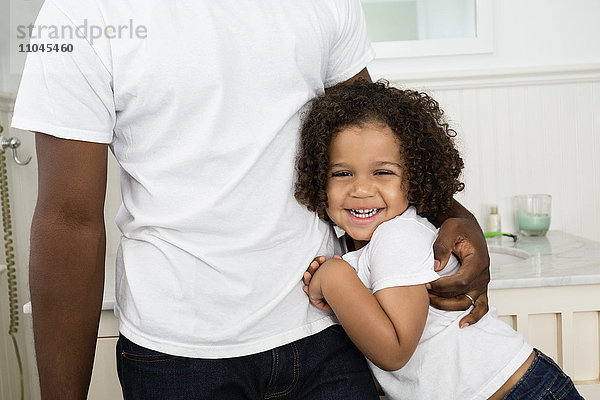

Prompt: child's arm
xmin=308 ymin=258 xmax=429 ymax=371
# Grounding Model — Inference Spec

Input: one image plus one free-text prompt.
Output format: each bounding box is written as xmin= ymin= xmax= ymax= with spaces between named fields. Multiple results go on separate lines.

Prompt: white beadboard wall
xmin=0 ymin=63 xmax=599 ymax=399
xmin=0 ymin=94 xmax=31 ymax=400
xmin=0 ymin=270 xmax=21 ymax=400
xmin=386 ymin=64 xmax=600 ymax=242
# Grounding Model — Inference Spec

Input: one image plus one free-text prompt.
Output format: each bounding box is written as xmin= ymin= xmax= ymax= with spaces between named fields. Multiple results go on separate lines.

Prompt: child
xmin=294 ymin=80 xmax=582 ymax=399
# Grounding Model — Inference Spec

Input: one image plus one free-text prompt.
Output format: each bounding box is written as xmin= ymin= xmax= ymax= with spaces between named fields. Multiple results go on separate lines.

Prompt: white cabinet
xmin=490 ymin=284 xmax=600 ymax=399
xmin=88 ymin=311 xmax=122 ymax=400
xmin=90 ymin=283 xmax=600 ymax=399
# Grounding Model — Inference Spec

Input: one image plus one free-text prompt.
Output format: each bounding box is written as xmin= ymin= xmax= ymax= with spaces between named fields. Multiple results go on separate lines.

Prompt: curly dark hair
xmin=295 ymin=79 xmax=464 ymax=224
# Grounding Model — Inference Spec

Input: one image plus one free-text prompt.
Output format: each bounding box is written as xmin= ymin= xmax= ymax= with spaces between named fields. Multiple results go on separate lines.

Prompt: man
xmin=12 ymin=0 xmax=489 ymax=398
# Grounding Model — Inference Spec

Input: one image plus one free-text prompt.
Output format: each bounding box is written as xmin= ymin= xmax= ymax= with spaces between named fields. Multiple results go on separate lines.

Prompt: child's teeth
xmin=350 ymin=208 xmax=379 ymax=218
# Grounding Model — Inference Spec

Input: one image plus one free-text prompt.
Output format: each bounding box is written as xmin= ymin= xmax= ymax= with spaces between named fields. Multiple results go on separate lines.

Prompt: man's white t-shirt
xmin=12 ymin=0 xmax=375 ymax=358
xmin=342 ymin=206 xmax=533 ymax=400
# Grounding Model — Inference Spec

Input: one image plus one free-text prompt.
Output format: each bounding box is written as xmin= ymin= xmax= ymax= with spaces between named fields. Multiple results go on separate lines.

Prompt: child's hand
xmin=304 ymin=274 xmax=332 ymax=312
xmin=302 ymin=255 xmax=342 ymax=312
xmin=302 ymin=255 xmax=343 ymax=287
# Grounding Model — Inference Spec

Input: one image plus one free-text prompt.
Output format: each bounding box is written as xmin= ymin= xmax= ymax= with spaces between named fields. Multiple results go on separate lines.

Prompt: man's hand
xmin=428 ymin=216 xmax=490 ymax=328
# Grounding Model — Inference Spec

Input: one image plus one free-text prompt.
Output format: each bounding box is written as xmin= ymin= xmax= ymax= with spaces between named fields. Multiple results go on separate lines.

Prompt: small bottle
xmin=487 ymin=205 xmax=501 ymax=233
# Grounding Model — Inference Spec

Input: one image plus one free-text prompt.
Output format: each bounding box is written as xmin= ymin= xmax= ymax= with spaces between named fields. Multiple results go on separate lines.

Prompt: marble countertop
xmin=23 ymin=231 xmax=600 ymax=313
xmin=488 ymin=230 xmax=600 ymax=289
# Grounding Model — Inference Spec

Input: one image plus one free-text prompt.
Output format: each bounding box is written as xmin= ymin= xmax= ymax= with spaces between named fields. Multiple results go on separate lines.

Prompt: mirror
xmin=361 ymin=0 xmax=493 ymax=58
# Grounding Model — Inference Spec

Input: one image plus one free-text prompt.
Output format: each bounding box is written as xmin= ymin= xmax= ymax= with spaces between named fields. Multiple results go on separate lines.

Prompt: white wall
xmin=1 ymin=0 xmax=45 ymax=93
xmin=370 ymin=0 xmax=600 ymax=76
xmin=0 ymin=0 xmax=11 ymax=93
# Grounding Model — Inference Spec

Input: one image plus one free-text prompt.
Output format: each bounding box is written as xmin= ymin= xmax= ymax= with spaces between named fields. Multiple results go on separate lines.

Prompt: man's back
xmin=13 ymin=0 xmax=375 ymax=359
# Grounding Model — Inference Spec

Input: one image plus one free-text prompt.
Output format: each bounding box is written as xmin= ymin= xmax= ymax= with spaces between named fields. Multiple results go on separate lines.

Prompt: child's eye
xmin=374 ymin=170 xmax=394 ymax=176
xmin=331 ymin=171 xmax=351 ymax=177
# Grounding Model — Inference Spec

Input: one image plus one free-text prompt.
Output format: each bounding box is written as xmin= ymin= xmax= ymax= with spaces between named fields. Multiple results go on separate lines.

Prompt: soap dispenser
xmin=487 ymin=205 xmax=501 ymax=233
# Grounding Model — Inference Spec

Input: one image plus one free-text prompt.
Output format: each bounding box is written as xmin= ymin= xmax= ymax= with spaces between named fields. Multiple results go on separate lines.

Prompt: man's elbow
xmin=34 ymin=196 xmax=106 ymax=229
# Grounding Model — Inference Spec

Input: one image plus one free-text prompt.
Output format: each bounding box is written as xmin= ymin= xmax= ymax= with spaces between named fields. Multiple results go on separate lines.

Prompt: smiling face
xmin=325 ymin=122 xmax=409 ymax=250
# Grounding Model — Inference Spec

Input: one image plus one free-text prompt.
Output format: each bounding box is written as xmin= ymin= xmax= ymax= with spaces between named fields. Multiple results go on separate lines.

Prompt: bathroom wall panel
xmin=88 ymin=337 xmax=123 ymax=400
xmin=0 ymin=96 xmax=37 ymax=400
xmin=497 ymin=314 xmax=516 ymax=330
xmin=573 ymin=311 xmax=600 ymax=381
xmin=528 ymin=313 xmax=561 ymax=364
xmin=393 ymin=66 xmax=600 ymax=241
xmin=0 ymin=271 xmax=19 ymax=400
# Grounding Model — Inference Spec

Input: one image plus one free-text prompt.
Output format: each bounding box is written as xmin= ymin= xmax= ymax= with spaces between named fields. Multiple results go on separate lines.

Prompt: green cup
xmin=513 ymin=194 xmax=552 ymax=236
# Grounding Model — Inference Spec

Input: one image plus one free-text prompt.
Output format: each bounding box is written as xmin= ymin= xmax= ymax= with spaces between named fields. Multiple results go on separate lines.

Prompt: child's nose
xmin=350 ymin=177 xmax=375 ymax=197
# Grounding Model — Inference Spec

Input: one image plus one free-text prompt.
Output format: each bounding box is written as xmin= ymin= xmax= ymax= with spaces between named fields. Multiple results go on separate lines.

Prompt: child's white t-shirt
xmin=342 ymin=206 xmax=533 ymax=400
xmin=12 ymin=0 xmax=375 ymax=358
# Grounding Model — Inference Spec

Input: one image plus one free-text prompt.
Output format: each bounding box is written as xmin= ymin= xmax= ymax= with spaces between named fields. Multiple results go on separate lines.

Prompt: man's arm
xmin=30 ymin=133 xmax=108 ymax=399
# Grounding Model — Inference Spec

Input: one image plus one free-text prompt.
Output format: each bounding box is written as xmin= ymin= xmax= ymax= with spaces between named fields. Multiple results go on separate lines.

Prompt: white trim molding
xmin=383 ymin=63 xmax=600 ymax=90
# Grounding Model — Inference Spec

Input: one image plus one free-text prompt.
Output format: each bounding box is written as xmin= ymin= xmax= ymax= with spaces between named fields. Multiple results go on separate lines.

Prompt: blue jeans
xmin=116 ymin=325 xmax=379 ymax=399
xmin=503 ymin=349 xmax=583 ymax=399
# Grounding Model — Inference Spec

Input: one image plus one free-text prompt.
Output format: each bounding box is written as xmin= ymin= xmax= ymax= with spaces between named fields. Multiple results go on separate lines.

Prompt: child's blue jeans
xmin=116 ymin=324 xmax=379 ymax=399
xmin=503 ymin=348 xmax=584 ymax=399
